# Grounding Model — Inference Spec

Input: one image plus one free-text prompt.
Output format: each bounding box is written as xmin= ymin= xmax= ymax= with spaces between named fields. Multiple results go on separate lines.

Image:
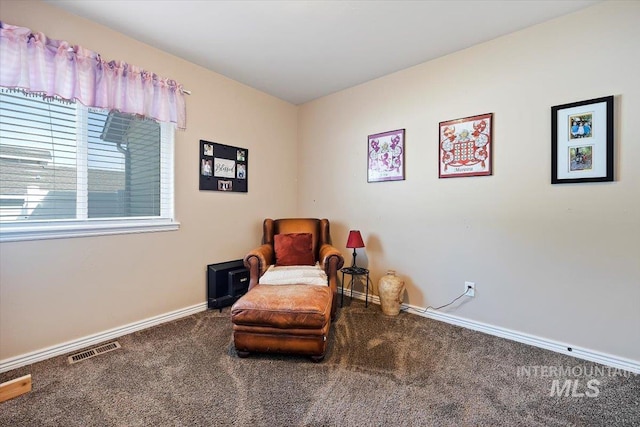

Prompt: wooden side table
xmin=340 ymin=266 xmax=370 ymax=307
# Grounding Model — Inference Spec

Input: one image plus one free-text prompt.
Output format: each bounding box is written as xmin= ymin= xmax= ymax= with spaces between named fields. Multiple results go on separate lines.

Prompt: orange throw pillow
xmin=274 ymin=233 xmax=315 ymax=266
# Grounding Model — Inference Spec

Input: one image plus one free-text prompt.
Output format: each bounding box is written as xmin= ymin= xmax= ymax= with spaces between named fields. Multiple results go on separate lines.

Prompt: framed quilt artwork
xmin=367 ymin=129 xmax=405 ymax=183
xmin=439 ymin=113 xmax=492 ymax=178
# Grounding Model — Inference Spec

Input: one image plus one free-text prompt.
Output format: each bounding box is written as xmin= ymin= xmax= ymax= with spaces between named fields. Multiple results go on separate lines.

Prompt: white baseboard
xmin=344 ymin=290 xmax=640 ymax=374
xmin=0 ymin=302 xmax=208 ymax=373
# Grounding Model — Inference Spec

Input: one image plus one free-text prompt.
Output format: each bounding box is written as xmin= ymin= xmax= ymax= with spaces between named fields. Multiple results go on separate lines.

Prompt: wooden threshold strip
xmin=0 ymin=374 xmax=32 ymax=403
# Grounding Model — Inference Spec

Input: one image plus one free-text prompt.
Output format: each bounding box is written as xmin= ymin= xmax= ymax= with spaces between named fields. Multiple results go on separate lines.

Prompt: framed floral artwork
xmin=439 ymin=113 xmax=492 ymax=178
xmin=551 ymin=96 xmax=614 ymax=184
xmin=367 ymin=129 xmax=405 ymax=183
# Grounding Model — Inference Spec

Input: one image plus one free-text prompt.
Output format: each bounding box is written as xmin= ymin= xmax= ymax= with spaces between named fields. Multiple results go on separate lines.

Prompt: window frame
xmin=0 ymin=96 xmax=179 ymax=243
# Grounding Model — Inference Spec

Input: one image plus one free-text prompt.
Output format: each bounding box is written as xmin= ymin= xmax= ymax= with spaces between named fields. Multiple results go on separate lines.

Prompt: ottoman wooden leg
xmin=236 ymin=350 xmax=250 ymax=358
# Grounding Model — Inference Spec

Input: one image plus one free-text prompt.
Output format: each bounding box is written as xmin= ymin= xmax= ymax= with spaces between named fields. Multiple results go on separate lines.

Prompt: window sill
xmin=0 ymin=219 xmax=180 ymax=242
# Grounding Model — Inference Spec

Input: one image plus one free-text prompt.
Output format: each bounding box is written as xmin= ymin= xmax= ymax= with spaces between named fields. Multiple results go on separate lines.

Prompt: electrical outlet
xmin=465 ymin=281 xmax=475 ymax=297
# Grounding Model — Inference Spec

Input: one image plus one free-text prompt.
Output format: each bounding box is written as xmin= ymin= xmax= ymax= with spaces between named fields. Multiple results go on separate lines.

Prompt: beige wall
xmin=298 ymin=1 xmax=640 ymax=362
xmin=0 ymin=1 xmax=298 ymax=360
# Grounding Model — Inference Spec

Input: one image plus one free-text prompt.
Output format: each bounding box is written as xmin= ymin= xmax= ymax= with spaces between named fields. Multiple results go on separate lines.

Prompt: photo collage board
xmin=199 ymin=140 xmax=248 ymax=192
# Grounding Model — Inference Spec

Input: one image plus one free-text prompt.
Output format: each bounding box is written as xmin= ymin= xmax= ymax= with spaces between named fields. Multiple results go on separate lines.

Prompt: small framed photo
xmin=201 ymin=159 xmax=212 ymax=176
xmin=551 ymin=96 xmax=614 ymax=184
xmin=218 ymin=180 xmax=233 ymax=191
xmin=237 ymin=164 xmax=246 ymax=179
xmin=203 ymin=143 xmax=214 ymax=157
xmin=439 ymin=113 xmax=492 ymax=178
xmin=367 ymin=129 xmax=405 ymax=183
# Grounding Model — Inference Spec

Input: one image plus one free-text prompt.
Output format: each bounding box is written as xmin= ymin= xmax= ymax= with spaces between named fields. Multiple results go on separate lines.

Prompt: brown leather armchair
xmin=243 ymin=218 xmax=345 ymax=318
xmin=232 ymin=218 xmax=345 ymax=361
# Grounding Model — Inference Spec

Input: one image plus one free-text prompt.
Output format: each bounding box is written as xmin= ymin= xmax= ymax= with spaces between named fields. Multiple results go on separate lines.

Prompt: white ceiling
xmin=46 ymin=0 xmax=600 ymax=105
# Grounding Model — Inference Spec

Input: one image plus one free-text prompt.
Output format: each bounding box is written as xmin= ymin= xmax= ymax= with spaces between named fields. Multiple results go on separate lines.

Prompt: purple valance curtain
xmin=0 ymin=21 xmax=186 ymax=129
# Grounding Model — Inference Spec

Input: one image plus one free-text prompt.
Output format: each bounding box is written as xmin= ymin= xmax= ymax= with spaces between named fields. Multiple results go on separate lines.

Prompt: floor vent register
xmin=67 ymin=341 xmax=121 ymax=364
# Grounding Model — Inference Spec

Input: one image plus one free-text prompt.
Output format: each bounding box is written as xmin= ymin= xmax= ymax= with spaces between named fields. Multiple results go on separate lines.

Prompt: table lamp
xmin=346 ymin=230 xmax=365 ymax=268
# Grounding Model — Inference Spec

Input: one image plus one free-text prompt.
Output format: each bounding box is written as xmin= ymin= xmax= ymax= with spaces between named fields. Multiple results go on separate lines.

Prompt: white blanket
xmin=259 ymin=263 xmax=328 ymax=286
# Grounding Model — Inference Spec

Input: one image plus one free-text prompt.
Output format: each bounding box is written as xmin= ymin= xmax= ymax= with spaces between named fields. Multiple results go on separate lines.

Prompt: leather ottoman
xmin=230 ymin=284 xmax=332 ymax=361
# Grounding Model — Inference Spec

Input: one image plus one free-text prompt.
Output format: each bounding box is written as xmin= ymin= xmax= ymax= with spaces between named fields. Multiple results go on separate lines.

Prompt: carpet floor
xmin=1 ymin=299 xmax=638 ymax=426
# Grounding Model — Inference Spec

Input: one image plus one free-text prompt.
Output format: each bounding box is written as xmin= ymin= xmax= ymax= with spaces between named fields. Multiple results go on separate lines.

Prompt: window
xmin=0 ymin=89 xmax=178 ymax=242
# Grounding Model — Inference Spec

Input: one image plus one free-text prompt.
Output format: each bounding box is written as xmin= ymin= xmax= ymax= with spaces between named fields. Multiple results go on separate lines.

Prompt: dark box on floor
xmin=207 ymin=259 xmax=249 ymax=310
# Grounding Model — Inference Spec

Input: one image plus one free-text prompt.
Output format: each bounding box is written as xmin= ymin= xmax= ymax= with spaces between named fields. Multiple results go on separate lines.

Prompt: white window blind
xmin=0 ymin=88 xmax=177 ymax=241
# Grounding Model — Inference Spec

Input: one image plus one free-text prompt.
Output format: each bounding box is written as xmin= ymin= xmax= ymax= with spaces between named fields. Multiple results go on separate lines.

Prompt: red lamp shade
xmin=346 ymin=230 xmax=365 ymax=248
